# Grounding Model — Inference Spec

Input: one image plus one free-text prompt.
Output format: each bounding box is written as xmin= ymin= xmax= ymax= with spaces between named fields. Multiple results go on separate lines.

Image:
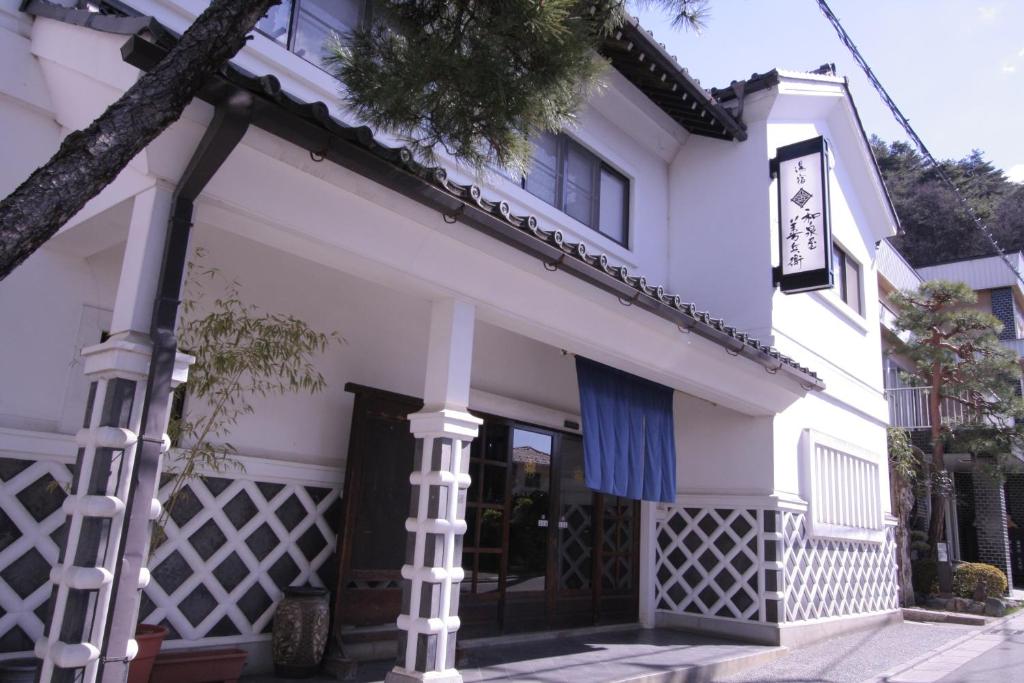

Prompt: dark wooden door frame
xmin=332 ymin=383 xmax=640 ymax=638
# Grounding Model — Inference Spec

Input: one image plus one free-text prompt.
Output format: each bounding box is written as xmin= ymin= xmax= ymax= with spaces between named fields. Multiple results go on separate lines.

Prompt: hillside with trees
xmin=872 ymin=138 xmax=1024 ymax=267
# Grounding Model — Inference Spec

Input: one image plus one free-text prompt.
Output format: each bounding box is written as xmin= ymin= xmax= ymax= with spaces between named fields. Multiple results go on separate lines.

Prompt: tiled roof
xmin=22 ymin=0 xmax=824 ymax=391
xmin=599 ymin=17 xmax=747 ymax=141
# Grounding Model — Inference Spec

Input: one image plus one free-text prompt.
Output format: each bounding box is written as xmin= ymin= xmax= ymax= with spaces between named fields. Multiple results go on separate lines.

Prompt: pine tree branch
xmin=0 ymin=0 xmax=280 ymax=281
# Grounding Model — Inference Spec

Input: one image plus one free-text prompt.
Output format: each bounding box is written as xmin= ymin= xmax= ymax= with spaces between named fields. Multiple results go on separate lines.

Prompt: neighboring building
xmin=878 ymin=243 xmax=1024 ymax=588
xmin=917 ymin=252 xmax=1024 ymax=587
xmin=0 ymin=1 xmax=901 ymax=680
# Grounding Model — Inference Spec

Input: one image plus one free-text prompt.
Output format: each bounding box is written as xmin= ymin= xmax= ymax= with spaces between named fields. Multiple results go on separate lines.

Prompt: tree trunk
xmin=0 ymin=0 xmax=280 ymax=281
xmin=927 ymin=369 xmax=947 ymax=552
xmin=891 ymin=466 xmax=916 ymax=606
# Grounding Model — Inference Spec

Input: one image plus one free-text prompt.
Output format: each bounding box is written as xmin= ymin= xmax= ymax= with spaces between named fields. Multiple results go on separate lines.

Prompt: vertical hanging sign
xmin=771 ymin=136 xmax=833 ymax=293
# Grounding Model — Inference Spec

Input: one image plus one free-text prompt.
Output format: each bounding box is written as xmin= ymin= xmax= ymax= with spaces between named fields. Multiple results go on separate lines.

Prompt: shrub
xmin=912 ymin=559 xmax=938 ymax=595
xmin=952 ymin=562 xmax=1008 ymax=598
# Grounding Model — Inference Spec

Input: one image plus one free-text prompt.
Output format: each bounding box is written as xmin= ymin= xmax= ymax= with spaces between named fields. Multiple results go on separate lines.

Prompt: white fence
xmin=886 ymin=386 xmax=977 ymax=430
xmin=1001 ymin=338 xmax=1024 ymax=358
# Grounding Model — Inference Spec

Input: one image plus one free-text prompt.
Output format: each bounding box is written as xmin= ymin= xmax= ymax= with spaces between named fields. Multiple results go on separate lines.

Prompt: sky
xmin=632 ymin=0 xmax=1024 ymax=183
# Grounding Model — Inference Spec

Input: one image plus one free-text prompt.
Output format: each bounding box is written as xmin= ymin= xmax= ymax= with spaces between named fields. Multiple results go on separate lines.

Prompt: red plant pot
xmin=127 ymin=624 xmax=169 ymax=683
xmin=149 ymin=648 xmax=248 ymax=683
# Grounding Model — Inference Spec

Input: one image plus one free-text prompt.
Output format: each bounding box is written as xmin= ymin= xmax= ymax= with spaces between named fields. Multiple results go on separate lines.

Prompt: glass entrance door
xmin=503 ymin=427 xmax=554 ymax=632
xmin=553 ymin=434 xmax=595 ymax=628
xmin=460 ymin=419 xmax=640 ymax=634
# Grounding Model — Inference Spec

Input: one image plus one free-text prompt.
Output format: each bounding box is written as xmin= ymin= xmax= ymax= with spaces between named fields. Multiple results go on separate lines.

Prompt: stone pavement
xmin=873 ymin=609 xmax=1024 ymax=683
xmin=714 ymin=619 xmax=976 ymax=683
xmin=246 ymin=627 xmax=784 ymax=682
xmin=246 ymin=607 xmax=1024 ymax=683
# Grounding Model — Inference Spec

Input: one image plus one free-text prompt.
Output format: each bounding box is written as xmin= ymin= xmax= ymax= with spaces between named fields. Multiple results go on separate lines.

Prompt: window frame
xmin=832 ymin=242 xmax=863 ymax=316
xmin=257 ymin=0 xmax=369 ymax=67
xmin=522 ymin=132 xmax=630 ymax=248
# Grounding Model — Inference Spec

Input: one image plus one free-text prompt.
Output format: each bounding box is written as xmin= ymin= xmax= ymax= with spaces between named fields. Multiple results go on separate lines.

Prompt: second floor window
xmin=257 ymin=0 xmax=365 ymax=66
xmin=832 ymin=243 xmax=862 ymax=315
xmin=523 ymin=132 xmax=630 ymax=247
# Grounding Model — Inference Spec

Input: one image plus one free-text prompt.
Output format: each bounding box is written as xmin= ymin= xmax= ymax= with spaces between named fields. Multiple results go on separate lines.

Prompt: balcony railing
xmin=1001 ymin=337 xmax=1024 ymax=358
xmin=885 ymin=386 xmax=979 ymax=430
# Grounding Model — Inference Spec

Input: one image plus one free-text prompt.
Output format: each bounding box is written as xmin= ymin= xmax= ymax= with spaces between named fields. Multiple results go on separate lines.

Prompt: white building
xmin=0 ymin=1 xmax=901 ymax=680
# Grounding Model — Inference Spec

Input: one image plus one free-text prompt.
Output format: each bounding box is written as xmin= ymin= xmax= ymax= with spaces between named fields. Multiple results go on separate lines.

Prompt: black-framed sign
xmin=770 ymin=136 xmax=833 ymax=294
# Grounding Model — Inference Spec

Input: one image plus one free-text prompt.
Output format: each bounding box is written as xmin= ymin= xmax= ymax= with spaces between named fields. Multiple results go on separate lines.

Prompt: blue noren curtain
xmin=575 ymin=357 xmax=676 ymax=503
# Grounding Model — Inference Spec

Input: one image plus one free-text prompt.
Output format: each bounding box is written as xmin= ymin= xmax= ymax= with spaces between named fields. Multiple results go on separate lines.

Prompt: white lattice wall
xmin=781 ymin=510 xmax=898 ymax=622
xmin=654 ymin=499 xmax=899 ymax=628
xmin=654 ymin=506 xmax=764 ymax=622
xmin=0 ymin=456 xmax=74 ymax=653
xmin=0 ymin=445 xmax=343 ymax=655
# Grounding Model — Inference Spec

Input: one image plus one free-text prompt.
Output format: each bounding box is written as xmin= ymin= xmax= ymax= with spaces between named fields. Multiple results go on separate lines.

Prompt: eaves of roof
xmin=21 ymin=0 xmax=824 ymax=391
xmin=599 ymin=17 xmax=747 ymax=142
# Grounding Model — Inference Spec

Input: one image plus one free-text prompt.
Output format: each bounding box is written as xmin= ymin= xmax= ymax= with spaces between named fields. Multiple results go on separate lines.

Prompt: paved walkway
xmin=875 ymin=610 xmax=1024 ymax=683
xmin=715 ymin=620 xmax=976 ymax=683
xmin=246 ymin=627 xmax=783 ymax=683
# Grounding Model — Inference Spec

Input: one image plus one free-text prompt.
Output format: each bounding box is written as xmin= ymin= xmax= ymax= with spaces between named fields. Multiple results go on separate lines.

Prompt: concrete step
xmin=902 ymin=607 xmax=989 ymax=626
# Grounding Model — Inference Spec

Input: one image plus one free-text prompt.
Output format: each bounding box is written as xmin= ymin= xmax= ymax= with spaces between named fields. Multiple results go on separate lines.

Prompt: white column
xmin=110 ymin=186 xmax=175 ymax=339
xmin=35 ymin=185 xmax=192 ymax=683
xmin=387 ymin=300 xmax=481 ymax=683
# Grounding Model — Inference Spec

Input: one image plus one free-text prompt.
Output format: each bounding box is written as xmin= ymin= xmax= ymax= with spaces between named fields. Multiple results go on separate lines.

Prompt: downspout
xmin=98 ymin=90 xmax=253 ymax=683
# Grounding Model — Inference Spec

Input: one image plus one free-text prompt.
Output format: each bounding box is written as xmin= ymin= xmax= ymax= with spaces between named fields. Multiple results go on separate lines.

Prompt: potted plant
xmin=133 ymin=253 xmax=336 ymax=680
xmin=126 ymin=624 xmax=169 ymax=683
xmin=160 ymin=251 xmax=337 ymax=529
xmin=149 ymin=647 xmax=248 ymax=683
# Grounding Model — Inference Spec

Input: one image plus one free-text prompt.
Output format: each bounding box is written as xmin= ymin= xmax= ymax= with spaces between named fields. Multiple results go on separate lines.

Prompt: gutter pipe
xmin=98 ymin=90 xmax=252 ymax=683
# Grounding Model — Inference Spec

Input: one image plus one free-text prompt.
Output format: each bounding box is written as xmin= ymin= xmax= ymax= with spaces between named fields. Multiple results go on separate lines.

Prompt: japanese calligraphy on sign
xmin=773 ymin=136 xmax=833 ymax=294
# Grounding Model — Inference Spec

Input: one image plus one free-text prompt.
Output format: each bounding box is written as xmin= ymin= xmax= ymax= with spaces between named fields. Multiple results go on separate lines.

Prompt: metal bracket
xmin=728 ymin=79 xmax=747 ymax=126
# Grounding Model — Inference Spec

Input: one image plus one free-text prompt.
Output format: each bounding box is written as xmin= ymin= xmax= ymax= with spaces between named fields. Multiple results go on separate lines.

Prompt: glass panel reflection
xmin=477 ymin=553 xmax=501 ymax=593
xmin=479 ymin=507 xmax=503 ymax=549
xmin=256 ymin=0 xmax=293 ymax=45
xmin=292 ymin=0 xmax=362 ymax=64
xmin=599 ymin=169 xmax=627 ymax=244
xmin=507 ymin=429 xmax=551 ymax=592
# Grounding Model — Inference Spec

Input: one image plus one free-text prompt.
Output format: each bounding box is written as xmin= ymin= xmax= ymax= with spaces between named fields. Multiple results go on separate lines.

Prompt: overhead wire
xmin=815 ymin=0 xmax=1024 ymax=288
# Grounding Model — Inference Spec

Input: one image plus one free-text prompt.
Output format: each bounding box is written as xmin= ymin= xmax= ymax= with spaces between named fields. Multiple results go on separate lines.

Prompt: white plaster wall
xmin=674 ymin=394 xmax=775 ymax=496
xmin=667 ymin=96 xmax=776 ymax=339
xmin=668 ymin=80 xmax=892 ymax=509
xmin=766 ymin=118 xmax=886 ymax=402
xmin=176 ymin=228 xmax=596 ymax=469
xmin=0 ymin=244 xmax=120 ymax=434
xmin=772 ymin=392 xmax=891 ymax=515
xmin=180 ymin=225 xmax=432 ymax=468
xmin=0 ymin=2 xmax=60 ymax=197
xmin=470 ymin=322 xmax=580 ymax=417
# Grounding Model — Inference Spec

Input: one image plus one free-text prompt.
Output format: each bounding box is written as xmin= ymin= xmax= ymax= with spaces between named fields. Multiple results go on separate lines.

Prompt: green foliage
xmin=329 ymin=1 xmax=706 ymax=174
xmin=891 ymin=280 xmax=1024 ymax=446
xmin=162 ymin=250 xmax=337 ymax=525
xmin=633 ymin=0 xmax=710 ymax=29
xmin=952 ymin=562 xmax=1008 ymax=598
xmin=888 ymin=427 xmax=918 ymax=482
xmin=871 ymin=137 xmax=1024 ymax=267
xmin=911 ymin=559 xmax=937 ymax=595
xmin=891 ymin=280 xmax=1024 ymax=549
